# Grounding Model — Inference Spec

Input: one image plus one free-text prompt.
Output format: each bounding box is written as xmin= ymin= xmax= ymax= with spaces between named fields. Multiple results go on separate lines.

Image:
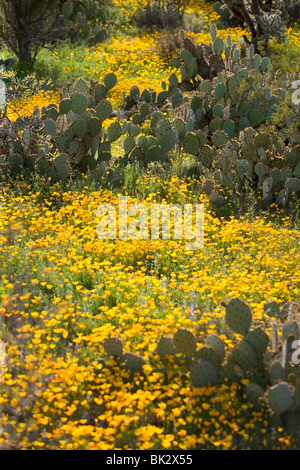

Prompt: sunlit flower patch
xmin=0 ymin=177 xmax=298 ymax=449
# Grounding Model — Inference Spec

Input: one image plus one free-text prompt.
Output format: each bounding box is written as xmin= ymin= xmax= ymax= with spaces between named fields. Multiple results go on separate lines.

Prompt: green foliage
xmin=97 ymin=296 xmax=300 ymax=445
xmin=1 ymin=26 xmax=300 ymax=210
xmin=0 ymin=0 xmax=72 ymax=68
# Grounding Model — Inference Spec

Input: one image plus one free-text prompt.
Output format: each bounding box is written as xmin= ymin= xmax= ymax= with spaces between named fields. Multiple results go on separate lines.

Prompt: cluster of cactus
xmin=61 ymin=0 xmax=108 ymax=46
xmin=101 ymin=336 xmax=146 ymax=374
xmin=116 ymin=27 xmax=299 ymax=206
xmin=119 ymin=28 xmax=274 ymax=168
xmin=1 ymin=73 xmax=120 ymax=181
xmin=2 ymin=24 xmax=300 ymax=208
xmin=203 ymin=129 xmax=300 ymax=208
xmin=256 ymin=12 xmax=287 ymax=43
xmin=213 ymin=0 xmax=289 ymax=53
xmin=99 ymin=297 xmax=300 ymax=444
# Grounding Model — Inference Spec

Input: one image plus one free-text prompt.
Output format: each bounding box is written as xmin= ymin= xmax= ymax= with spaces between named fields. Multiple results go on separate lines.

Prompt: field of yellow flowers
xmin=1 ymin=0 xmax=300 ymax=451
xmin=0 ymin=173 xmax=299 ymax=450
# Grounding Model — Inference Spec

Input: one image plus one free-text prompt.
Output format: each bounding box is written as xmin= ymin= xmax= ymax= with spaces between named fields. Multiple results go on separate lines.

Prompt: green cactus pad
xmin=268 ymin=382 xmax=293 ymax=414
xmin=196 ymin=130 xmax=207 ymax=147
xmin=283 ymin=149 xmax=300 ymax=166
xmin=95 ymin=83 xmax=108 ymax=101
xmin=172 ymin=92 xmax=183 ymax=108
xmin=227 ymin=76 xmax=239 ymax=101
xmin=204 ymin=179 xmax=214 ymax=194
xmin=150 ymin=111 xmax=165 ymax=131
xmin=128 ymin=123 xmax=142 ymax=137
xmin=104 ymin=73 xmax=117 ymax=91
xmin=96 ymin=99 xmax=113 ymax=122
xmin=205 ymin=334 xmax=225 ymax=362
xmin=270 ymin=361 xmax=286 ymax=385
xmin=286 ymin=177 xmax=300 ymax=193
xmin=103 ymin=337 xmax=123 ymax=357
xmin=56 ymin=163 xmax=72 ymax=179
xmin=139 ymin=102 xmax=150 ymax=118
xmin=190 ymin=360 xmax=219 ymax=387
xmin=129 ymin=146 xmax=144 ymax=161
xmin=254 ymin=132 xmax=272 ymax=150
xmin=227 ymin=348 xmax=254 ymax=372
xmin=293 ymin=162 xmax=300 ymax=178
xmin=9 ymin=154 xmax=23 ymax=174
xmin=252 ymin=54 xmax=261 ymax=70
xmin=223 ymin=119 xmax=235 ymax=139
xmin=195 ymin=346 xmax=221 ymax=368
xmin=107 ymin=122 xmax=122 ymax=143
xmin=137 ymin=135 xmax=148 ymax=149
xmin=59 ymin=98 xmax=72 ymax=115
xmin=132 ymin=114 xmax=142 ymax=125
xmin=215 ymin=83 xmax=226 ymax=101
xmin=70 ymin=118 xmax=88 ymax=139
xmin=255 ymin=162 xmax=268 ymax=182
xmin=210 ymin=24 xmax=217 ymax=42
xmin=156 ymin=336 xmax=176 ymax=359
xmin=271 ymin=157 xmax=286 ymax=170
xmin=157 ymin=128 xmax=177 ymax=153
xmin=43 ymin=119 xmax=57 ymax=137
xmin=73 ymin=78 xmax=90 ymax=97
xmin=239 ymin=117 xmax=250 ymax=130
xmin=225 ymin=298 xmax=252 ymax=335
xmin=182 ymin=132 xmax=200 ymax=156
xmin=212 ymin=130 xmax=227 ymax=148
xmin=180 ymin=48 xmax=194 ymax=64
xmin=213 ymin=37 xmax=224 ymax=55
xmin=87 ymin=117 xmax=102 ymax=137
xmin=210 ymin=117 xmax=223 ymax=133
xmin=171 ymin=118 xmax=187 ymax=141
xmin=157 ymin=90 xmax=168 ymax=105
xmin=191 ymin=95 xmax=202 ymax=113
xmin=54 ymin=153 xmax=69 ymax=168
xmin=212 ymin=104 xmax=223 ymax=118
xmin=173 ymin=328 xmax=197 ymax=357
xmin=36 ymin=157 xmax=50 ymax=174
xmin=168 ymin=73 xmax=179 ymax=87
xmin=44 ymin=104 xmax=59 ymax=121
xmin=249 ymin=107 xmax=266 ymax=127
xmin=244 ymin=328 xmax=269 ymax=357
xmin=261 ymin=57 xmax=270 ymax=72
xmin=198 ymin=145 xmax=214 ymax=168
xmin=121 ymin=353 xmax=146 ymax=373
xmin=200 ymin=80 xmax=213 ymax=95
xmin=145 ymin=145 xmax=162 ymax=163
xmin=244 ymin=383 xmax=264 ymax=409
xmin=71 ymin=93 xmax=88 ymax=115
xmin=236 ymin=339 xmax=257 ymax=365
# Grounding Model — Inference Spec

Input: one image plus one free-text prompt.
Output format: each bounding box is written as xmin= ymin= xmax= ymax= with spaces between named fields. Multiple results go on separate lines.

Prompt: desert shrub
xmin=133 ymin=0 xmax=186 ymax=31
xmin=0 ymin=0 xmax=73 ymax=69
xmin=154 ymin=33 xmax=183 ymax=62
xmin=214 ymin=0 xmax=300 ymax=53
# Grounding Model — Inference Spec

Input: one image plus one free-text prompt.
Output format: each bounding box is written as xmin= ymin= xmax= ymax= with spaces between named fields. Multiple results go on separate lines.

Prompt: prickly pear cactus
xmin=268 ymin=382 xmax=294 ymax=414
xmin=173 ymin=328 xmax=197 ymax=357
xmin=103 ymin=337 xmax=123 ymax=357
xmin=225 ymin=298 xmax=252 ymax=335
xmin=121 ymin=353 xmax=146 ymax=373
xmin=190 ymin=359 xmax=220 ymax=388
